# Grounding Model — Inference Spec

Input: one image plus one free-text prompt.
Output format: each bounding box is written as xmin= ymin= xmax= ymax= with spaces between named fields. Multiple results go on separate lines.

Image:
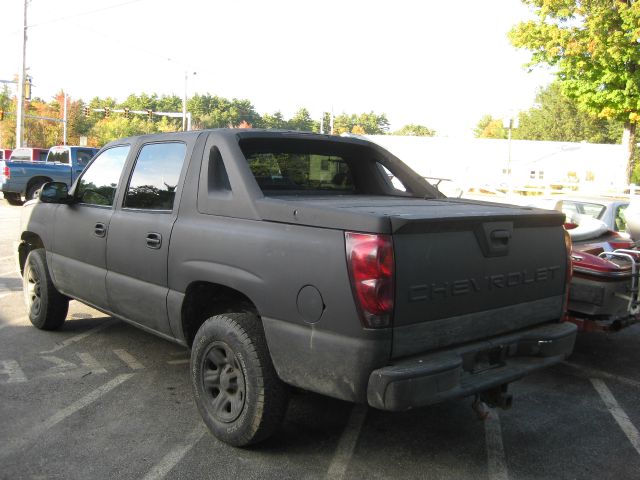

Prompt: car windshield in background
xmin=562 ymin=201 xmax=605 ymax=220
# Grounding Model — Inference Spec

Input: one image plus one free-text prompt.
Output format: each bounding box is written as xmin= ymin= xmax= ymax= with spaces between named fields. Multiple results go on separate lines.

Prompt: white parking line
xmin=0 ymin=269 xmax=18 ymax=277
xmin=0 ymin=373 xmax=135 ymax=460
xmin=0 ymin=289 xmax=20 ymax=301
xmin=141 ymin=424 xmax=208 ymax=480
xmin=326 ymin=404 xmax=368 ymax=480
xmin=77 ymin=352 xmax=107 ymax=374
xmin=591 ymin=378 xmax=640 ymax=456
xmin=0 ymin=315 xmax=26 ymax=331
xmin=485 ymin=410 xmax=509 ymax=480
xmin=113 ymin=349 xmax=145 ymax=370
xmin=39 ymin=319 xmax=115 ymax=354
xmin=166 ymin=359 xmax=189 ymax=365
xmin=563 ymin=362 xmax=640 ymax=389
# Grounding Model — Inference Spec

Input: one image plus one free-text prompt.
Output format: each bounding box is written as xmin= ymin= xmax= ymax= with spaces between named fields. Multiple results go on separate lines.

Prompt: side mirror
xmin=39 ymin=182 xmax=72 ymax=204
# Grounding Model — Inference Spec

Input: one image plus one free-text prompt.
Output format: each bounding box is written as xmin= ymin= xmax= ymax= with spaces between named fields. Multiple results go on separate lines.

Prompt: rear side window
xmin=124 ymin=142 xmax=186 ymax=210
xmin=246 ymin=152 xmax=355 ymax=193
xmin=47 ymin=149 xmax=70 ymax=164
xmin=76 ymin=146 xmax=130 ymax=206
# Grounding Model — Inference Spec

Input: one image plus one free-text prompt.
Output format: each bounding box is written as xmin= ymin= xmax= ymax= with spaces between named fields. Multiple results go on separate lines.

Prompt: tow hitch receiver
xmin=472 ymin=385 xmax=513 ymax=420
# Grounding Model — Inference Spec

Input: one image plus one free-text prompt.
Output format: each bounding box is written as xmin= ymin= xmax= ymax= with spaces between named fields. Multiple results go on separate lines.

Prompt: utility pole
xmin=63 ymin=93 xmax=68 ymax=145
xmin=330 ymin=108 xmax=334 ymax=135
xmin=16 ymin=0 xmax=28 ymax=147
xmin=182 ymin=71 xmax=196 ymax=131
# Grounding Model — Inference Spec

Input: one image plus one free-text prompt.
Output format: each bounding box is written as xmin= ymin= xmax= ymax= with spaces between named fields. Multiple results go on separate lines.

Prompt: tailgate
xmin=391 ymin=202 xmax=568 ymax=357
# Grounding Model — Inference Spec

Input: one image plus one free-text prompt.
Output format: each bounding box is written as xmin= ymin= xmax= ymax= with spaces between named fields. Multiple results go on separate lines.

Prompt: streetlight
xmin=503 ymin=113 xmax=519 ymax=192
xmin=16 ymin=0 xmax=28 ymax=147
xmin=182 ymin=71 xmax=196 ymax=131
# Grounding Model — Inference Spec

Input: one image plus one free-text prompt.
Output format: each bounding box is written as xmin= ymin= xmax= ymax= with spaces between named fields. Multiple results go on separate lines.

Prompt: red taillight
xmin=2 ymin=165 xmax=8 ymax=179
xmin=345 ymin=232 xmax=394 ymax=328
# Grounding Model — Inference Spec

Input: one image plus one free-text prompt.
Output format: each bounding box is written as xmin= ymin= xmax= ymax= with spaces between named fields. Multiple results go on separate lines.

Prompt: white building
xmin=365 ymin=135 xmax=628 ymax=195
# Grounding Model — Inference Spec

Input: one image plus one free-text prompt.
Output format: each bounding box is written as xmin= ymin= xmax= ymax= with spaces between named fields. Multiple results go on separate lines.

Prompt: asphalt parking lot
xmin=1 ymin=198 xmax=640 ymax=480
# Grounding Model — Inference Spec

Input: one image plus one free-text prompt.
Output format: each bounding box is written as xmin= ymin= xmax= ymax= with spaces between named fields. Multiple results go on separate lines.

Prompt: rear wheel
xmin=191 ymin=312 xmax=289 ymax=446
xmin=3 ymin=192 xmax=24 ymax=206
xmin=23 ymin=249 xmax=69 ymax=330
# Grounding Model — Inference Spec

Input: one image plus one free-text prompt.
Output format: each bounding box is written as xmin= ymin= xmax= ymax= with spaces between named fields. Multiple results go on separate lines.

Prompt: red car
xmin=566 ymin=224 xmax=638 ymax=332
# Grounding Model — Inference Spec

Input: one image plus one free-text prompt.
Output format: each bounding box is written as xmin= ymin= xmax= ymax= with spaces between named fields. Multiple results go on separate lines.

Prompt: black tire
xmin=23 ymin=249 xmax=69 ymax=330
xmin=191 ymin=312 xmax=289 ymax=447
xmin=4 ymin=192 xmax=24 ymax=206
xmin=26 ymin=181 xmax=47 ymax=201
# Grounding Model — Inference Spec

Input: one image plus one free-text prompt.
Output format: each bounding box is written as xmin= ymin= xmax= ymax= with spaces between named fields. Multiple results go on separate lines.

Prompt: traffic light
xmin=83 ymin=106 xmax=90 ymax=116
xmin=124 ymin=107 xmax=130 ymax=119
xmin=146 ymin=109 xmax=153 ymax=119
xmin=104 ymin=107 xmax=111 ymax=118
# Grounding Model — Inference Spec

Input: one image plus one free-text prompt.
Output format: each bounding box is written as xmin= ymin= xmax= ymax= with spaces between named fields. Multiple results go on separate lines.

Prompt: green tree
xmin=333 ymin=112 xmax=390 ymax=134
xmin=90 ymin=116 xmax=155 ymax=146
xmin=394 ymin=124 xmax=436 ymax=137
xmin=189 ymin=94 xmax=260 ymax=129
xmin=261 ymin=111 xmax=287 ymax=129
xmin=474 ymin=115 xmax=507 ymax=139
xmin=510 ymin=0 xmax=640 ymax=181
xmin=513 ymin=82 xmax=623 ymax=143
xmin=287 ymin=108 xmax=317 ymax=132
xmin=0 ymin=85 xmax=15 ymax=147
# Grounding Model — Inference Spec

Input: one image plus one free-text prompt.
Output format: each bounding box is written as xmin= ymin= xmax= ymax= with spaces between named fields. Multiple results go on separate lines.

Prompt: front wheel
xmin=191 ymin=313 xmax=289 ymax=447
xmin=23 ymin=249 xmax=69 ymax=330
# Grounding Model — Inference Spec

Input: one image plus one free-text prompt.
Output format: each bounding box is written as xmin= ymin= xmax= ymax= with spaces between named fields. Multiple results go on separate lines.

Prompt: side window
xmin=377 ymin=163 xmax=408 ymax=193
xmin=124 ymin=142 xmax=186 ymax=211
xmin=75 ymin=146 xmax=130 ymax=206
xmin=47 ymin=149 xmax=70 ymax=164
xmin=615 ymin=205 xmax=628 ymax=231
xmin=76 ymin=149 xmax=97 ymax=168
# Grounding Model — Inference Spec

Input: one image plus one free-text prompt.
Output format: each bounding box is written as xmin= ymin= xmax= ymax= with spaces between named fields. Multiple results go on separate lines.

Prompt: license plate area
xmin=463 ymin=346 xmax=507 ymax=374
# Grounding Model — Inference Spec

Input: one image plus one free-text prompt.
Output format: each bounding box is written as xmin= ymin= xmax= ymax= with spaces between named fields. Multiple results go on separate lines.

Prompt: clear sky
xmin=0 ymin=0 xmax=555 ymax=137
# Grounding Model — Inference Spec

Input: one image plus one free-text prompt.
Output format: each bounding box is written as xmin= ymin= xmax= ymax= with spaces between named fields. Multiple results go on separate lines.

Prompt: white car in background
xmin=529 ymin=196 xmax=629 ymax=237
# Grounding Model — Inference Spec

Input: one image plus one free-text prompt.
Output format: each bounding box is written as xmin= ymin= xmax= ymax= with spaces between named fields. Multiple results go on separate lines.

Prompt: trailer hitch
xmin=472 ymin=384 xmax=513 ymax=420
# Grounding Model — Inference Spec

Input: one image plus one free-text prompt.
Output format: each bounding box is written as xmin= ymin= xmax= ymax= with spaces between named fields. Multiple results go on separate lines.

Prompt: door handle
xmin=146 ymin=232 xmax=162 ymax=249
xmin=94 ymin=223 xmax=107 ymax=237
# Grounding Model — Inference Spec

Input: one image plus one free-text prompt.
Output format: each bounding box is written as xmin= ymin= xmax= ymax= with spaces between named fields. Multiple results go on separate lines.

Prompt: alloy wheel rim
xmin=201 ymin=341 xmax=246 ymax=423
xmin=24 ymin=264 xmax=42 ymax=316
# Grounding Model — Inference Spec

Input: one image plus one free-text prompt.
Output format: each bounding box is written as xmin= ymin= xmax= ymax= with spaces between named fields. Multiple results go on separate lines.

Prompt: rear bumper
xmin=367 ymin=322 xmax=577 ymax=411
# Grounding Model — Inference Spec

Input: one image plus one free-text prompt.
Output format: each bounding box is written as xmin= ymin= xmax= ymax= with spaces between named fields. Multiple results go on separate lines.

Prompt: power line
xmin=1 ymin=0 xmax=147 ymax=37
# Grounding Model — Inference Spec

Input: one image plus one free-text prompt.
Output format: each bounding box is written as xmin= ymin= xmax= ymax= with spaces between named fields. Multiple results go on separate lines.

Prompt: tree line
xmin=0 ymin=87 xmax=436 ymax=149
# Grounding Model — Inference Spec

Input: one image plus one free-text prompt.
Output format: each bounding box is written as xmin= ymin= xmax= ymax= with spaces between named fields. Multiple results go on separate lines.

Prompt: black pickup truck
xmin=19 ymin=129 xmax=576 ymax=446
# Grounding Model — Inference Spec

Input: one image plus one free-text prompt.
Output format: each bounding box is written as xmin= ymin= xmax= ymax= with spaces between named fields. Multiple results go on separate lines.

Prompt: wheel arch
xmin=181 ymin=281 xmax=260 ymax=347
xmin=18 ymin=231 xmax=45 ymax=275
xmin=25 ymin=176 xmax=53 ymax=197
